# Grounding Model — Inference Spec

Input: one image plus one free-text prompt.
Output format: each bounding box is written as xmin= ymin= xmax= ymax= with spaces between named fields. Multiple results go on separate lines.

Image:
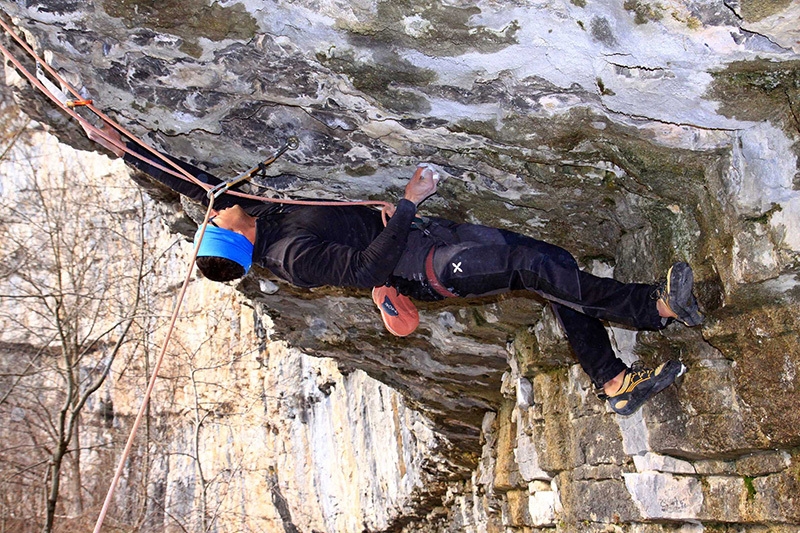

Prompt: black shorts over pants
xmin=391 ymin=218 xmax=666 ymax=389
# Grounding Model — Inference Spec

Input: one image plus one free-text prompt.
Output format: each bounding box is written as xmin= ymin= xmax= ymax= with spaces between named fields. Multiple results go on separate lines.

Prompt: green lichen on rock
xmin=708 ymin=59 xmax=800 ymax=139
xmin=744 ymin=202 xmax=783 ymax=224
xmin=740 ymin=0 xmax=793 ymax=22
xmin=319 ymin=0 xmax=521 ymax=111
xmin=705 ymin=284 xmax=800 ymax=449
xmin=448 ymin=107 xmax=724 ymax=283
xmin=596 ymin=77 xmax=615 ymax=96
xmin=340 ymin=0 xmax=520 ymax=57
xmin=316 ymin=48 xmax=436 ymax=114
xmin=623 ymin=0 xmax=665 ymax=24
xmin=102 ymin=0 xmax=258 ymax=57
xmin=344 ymin=163 xmax=378 ymax=177
xmin=744 ymin=475 xmax=757 ymax=500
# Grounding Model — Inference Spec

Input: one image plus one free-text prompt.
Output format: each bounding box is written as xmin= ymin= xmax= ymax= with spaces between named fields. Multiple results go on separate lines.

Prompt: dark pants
xmin=398 ymin=220 xmax=665 ymax=388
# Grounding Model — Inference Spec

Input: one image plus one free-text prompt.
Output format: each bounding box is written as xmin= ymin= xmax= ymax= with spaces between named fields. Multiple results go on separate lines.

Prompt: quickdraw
xmin=208 ymin=136 xmax=300 ymax=198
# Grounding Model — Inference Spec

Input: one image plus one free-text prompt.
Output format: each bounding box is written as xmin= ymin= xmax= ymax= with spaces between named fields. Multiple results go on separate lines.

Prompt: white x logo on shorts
xmin=452 ymin=262 xmax=463 ymax=274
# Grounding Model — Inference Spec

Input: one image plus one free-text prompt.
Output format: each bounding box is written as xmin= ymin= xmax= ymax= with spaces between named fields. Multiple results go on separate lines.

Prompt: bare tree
xmin=0 ymin=119 xmax=152 ymax=532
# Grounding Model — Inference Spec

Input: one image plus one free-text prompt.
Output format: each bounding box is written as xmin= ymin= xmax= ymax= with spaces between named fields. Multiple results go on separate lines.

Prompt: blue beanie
xmin=194 ymin=225 xmax=253 ymax=273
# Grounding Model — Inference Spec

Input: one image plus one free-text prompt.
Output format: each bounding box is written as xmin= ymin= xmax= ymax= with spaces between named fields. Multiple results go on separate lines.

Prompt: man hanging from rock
xmin=85 ymin=125 xmax=703 ymax=416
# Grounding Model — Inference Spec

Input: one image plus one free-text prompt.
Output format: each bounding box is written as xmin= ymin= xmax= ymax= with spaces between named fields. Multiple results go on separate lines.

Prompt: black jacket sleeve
xmin=122 ymin=142 xmax=260 ymax=211
xmin=123 ymin=142 xmax=220 ymax=204
xmin=276 ymin=200 xmax=418 ymax=288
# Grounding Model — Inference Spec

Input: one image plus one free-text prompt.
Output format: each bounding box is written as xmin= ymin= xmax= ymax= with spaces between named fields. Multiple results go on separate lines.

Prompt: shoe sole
xmin=666 ymin=263 xmax=703 ymax=327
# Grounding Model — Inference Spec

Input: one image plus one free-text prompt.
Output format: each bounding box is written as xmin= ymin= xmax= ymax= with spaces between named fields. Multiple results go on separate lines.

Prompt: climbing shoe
xmin=372 ymin=285 xmax=419 ymax=337
xmin=601 ymin=360 xmax=687 ymax=416
xmin=654 ymin=262 xmax=703 ymax=327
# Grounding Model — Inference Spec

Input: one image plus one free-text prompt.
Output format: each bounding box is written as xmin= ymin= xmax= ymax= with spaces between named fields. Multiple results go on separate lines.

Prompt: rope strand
xmin=0 ymin=15 xmax=392 ymax=211
xmin=0 ymin=16 xmax=394 ymax=533
xmin=91 ymin=201 xmax=217 ymax=533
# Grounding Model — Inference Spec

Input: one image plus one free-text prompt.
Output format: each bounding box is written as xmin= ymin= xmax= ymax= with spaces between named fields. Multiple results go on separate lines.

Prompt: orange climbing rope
xmin=0 ymin=15 xmax=394 ymax=533
xmin=0 ymin=15 xmax=393 ymax=211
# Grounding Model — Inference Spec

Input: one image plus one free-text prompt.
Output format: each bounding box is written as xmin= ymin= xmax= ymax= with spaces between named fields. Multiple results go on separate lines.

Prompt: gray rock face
xmin=2 ymin=0 xmax=799 ymax=530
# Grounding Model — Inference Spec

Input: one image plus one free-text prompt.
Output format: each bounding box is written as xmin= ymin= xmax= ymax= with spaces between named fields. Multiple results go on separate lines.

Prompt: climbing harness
xmin=0 ymin=15 xmax=395 ymax=533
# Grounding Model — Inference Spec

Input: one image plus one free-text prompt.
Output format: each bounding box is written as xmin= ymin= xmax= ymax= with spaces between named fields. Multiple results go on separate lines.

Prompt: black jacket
xmin=123 ymin=144 xmax=418 ymax=289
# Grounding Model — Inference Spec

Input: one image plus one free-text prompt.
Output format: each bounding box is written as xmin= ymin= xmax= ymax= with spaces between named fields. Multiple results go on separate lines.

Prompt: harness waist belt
xmin=425 ymin=247 xmax=458 ymax=298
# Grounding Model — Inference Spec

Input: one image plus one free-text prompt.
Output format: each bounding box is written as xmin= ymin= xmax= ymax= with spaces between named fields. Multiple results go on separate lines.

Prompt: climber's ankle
xmin=603 ymin=370 xmax=626 ymax=396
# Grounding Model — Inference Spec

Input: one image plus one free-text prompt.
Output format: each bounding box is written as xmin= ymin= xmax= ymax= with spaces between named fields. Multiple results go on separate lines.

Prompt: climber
xmin=85 ymin=124 xmax=703 ymax=416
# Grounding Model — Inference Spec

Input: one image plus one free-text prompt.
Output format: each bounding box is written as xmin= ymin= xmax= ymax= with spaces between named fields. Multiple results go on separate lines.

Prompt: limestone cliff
xmin=1 ymin=0 xmax=799 ymax=531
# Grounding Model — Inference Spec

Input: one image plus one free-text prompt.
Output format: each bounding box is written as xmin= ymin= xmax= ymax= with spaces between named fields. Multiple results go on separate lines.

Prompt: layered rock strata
xmin=1 ymin=0 xmax=799 ymax=530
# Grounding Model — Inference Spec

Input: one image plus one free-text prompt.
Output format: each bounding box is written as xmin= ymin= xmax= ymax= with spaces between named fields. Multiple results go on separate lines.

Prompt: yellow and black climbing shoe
xmin=654 ymin=262 xmax=704 ymax=327
xmin=602 ymin=360 xmax=687 ymax=416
